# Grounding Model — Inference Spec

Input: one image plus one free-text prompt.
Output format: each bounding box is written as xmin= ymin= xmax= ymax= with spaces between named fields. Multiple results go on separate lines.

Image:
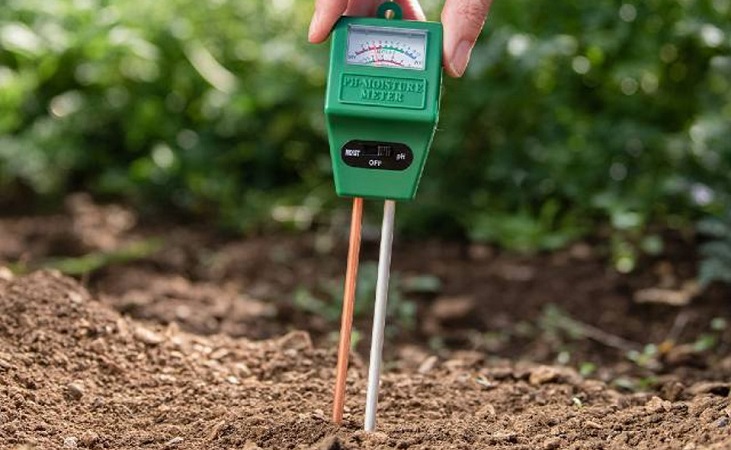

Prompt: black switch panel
xmin=341 ymin=140 xmax=413 ymax=171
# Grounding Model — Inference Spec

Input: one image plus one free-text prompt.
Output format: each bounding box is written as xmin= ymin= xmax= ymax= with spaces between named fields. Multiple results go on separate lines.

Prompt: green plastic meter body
xmin=325 ymin=4 xmax=443 ymax=201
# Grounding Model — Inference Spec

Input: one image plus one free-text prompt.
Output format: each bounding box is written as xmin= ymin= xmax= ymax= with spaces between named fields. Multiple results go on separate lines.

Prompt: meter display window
xmin=346 ymin=25 xmax=427 ymax=71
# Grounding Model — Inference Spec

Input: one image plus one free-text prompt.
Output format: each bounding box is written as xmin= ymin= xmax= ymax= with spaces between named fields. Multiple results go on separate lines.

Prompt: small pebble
xmin=353 ymin=430 xmax=388 ymax=444
xmin=312 ymin=409 xmax=327 ymax=421
xmin=209 ymin=348 xmax=229 ymax=360
xmin=417 ymin=356 xmax=438 ymax=374
xmin=134 ymin=327 xmax=164 ymax=345
xmin=67 ymin=382 xmax=85 ymax=400
xmin=63 ymin=437 xmax=78 ymax=448
xmin=207 ymin=420 xmax=229 ymax=441
xmin=718 ymin=417 xmax=729 ymax=428
xmin=476 ymin=403 xmax=496 ymax=419
xmin=165 ymin=436 xmax=184 ymax=447
xmin=242 ymin=441 xmax=263 ymax=450
xmin=80 ymin=431 xmax=99 ymax=447
xmin=645 ymin=396 xmax=672 ymax=413
xmin=0 ymin=267 xmax=14 ymax=281
xmin=234 ymin=363 xmax=252 ymax=377
xmin=276 ymin=330 xmax=313 ymax=351
xmin=529 ymin=366 xmax=560 ymax=385
xmin=67 ymin=291 xmax=84 ymax=304
xmin=491 ymin=432 xmax=518 ymax=443
xmin=660 ymin=380 xmax=685 ymax=402
xmin=475 ymin=376 xmax=497 ymax=390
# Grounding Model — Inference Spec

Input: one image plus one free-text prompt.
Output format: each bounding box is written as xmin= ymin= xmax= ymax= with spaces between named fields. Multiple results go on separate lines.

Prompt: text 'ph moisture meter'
xmin=325 ymin=2 xmax=443 ymax=201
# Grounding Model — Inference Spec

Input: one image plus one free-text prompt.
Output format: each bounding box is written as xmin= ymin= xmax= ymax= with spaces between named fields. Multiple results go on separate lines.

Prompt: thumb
xmin=309 ymin=0 xmax=349 ymax=43
xmin=441 ymin=0 xmax=492 ymax=77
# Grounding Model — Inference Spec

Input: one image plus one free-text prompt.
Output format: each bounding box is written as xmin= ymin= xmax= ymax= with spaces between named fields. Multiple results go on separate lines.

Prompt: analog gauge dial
xmin=346 ymin=25 xmax=427 ymax=70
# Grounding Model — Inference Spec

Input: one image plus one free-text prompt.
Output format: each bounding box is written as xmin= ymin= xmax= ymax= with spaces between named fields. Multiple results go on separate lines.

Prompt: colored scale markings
xmin=349 ymin=41 xmax=421 ymax=68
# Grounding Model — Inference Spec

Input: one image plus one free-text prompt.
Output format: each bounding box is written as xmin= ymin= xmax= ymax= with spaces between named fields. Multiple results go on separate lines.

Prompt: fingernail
xmin=308 ymin=9 xmax=320 ymax=41
xmin=449 ymin=40 xmax=472 ymax=77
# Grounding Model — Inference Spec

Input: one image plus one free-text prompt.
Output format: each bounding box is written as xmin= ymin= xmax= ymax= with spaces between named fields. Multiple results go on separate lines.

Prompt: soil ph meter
xmin=325 ymin=1 xmax=443 ymax=433
xmin=325 ymin=2 xmax=442 ymax=201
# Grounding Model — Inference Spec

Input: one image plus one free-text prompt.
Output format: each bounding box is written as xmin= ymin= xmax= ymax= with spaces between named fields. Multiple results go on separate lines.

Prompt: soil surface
xmin=1 ymin=195 xmax=730 ymax=449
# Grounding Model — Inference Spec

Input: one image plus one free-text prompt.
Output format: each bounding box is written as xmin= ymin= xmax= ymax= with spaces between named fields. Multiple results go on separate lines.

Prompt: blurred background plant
xmin=294 ymin=261 xmax=423 ymax=340
xmin=0 ymin=0 xmax=729 ymax=272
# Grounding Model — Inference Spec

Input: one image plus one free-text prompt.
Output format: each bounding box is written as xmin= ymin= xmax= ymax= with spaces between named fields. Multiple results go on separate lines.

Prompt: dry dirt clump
xmin=0 ymin=271 xmax=730 ymax=450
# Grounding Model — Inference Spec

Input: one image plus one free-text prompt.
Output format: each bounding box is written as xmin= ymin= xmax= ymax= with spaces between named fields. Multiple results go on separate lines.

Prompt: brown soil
xmin=1 ymin=195 xmax=730 ymax=449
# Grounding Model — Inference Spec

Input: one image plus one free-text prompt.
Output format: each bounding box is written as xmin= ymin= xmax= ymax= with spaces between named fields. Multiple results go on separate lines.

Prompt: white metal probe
xmin=364 ymin=199 xmax=396 ymax=432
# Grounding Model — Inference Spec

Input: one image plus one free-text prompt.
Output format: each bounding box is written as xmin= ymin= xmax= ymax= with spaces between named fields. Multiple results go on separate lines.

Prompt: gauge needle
xmin=332 ymin=196 xmax=364 ymax=424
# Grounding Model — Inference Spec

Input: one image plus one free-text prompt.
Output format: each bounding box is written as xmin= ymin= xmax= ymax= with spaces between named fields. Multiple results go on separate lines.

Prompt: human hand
xmin=308 ymin=0 xmax=493 ymax=77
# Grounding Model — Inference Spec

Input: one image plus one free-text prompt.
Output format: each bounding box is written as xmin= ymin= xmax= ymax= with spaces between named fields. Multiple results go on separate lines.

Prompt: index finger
xmin=309 ymin=0 xmax=426 ymax=43
xmin=308 ymin=0 xmax=349 ymax=43
xmin=441 ymin=0 xmax=492 ymax=77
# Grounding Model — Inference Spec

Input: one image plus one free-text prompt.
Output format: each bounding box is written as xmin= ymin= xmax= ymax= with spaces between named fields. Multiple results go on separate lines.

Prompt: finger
xmin=309 ymin=0 xmax=427 ymax=44
xmin=441 ymin=0 xmax=492 ymax=77
xmin=344 ymin=0 xmax=378 ymax=16
xmin=308 ymin=0 xmax=348 ymax=43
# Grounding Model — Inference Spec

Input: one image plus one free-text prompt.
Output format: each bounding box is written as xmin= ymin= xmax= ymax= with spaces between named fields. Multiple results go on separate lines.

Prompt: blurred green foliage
xmin=0 ymin=0 xmax=729 ymax=257
xmin=294 ymin=261 xmax=418 ymax=332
